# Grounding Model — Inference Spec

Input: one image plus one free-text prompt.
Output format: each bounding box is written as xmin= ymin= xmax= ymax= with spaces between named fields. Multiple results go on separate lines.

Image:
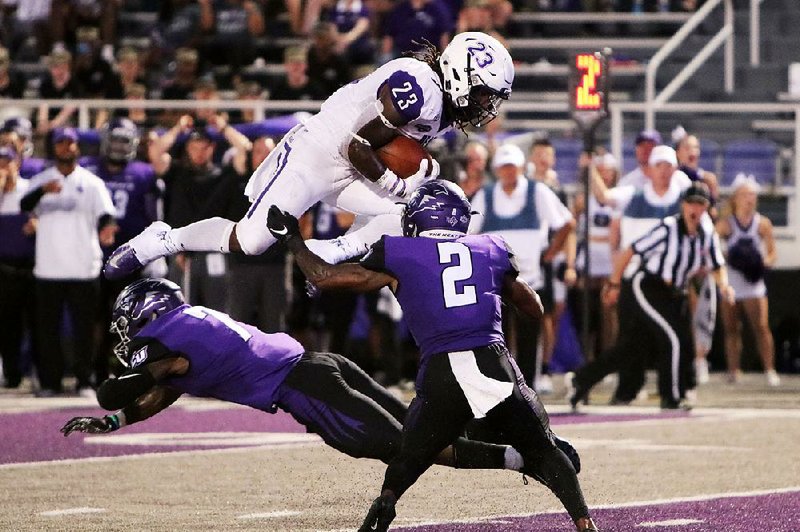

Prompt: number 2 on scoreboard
xmin=575 ymin=54 xmax=601 ymax=110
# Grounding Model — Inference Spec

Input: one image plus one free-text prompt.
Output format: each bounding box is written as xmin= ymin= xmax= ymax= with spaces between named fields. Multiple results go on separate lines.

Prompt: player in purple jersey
xmin=79 ymin=118 xmax=160 ymax=248
xmin=267 ymin=180 xmax=599 ymax=532
xmin=61 ymin=278 xmax=575 ymax=482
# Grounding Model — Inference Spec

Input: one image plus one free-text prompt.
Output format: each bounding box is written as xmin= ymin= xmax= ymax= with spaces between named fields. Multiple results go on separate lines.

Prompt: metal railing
xmin=750 ymin=0 xmax=767 ymax=66
xmin=644 ymin=0 xmax=734 ymax=130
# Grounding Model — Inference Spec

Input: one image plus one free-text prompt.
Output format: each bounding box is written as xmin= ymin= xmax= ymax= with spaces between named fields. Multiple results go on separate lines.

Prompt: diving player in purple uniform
xmin=267 ymin=180 xmax=599 ymax=532
xmin=61 ymin=278 xmax=576 ymax=481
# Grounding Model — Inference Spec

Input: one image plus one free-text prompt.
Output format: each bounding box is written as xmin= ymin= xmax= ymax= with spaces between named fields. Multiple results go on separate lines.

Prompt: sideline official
xmin=568 ymin=183 xmax=732 ymax=410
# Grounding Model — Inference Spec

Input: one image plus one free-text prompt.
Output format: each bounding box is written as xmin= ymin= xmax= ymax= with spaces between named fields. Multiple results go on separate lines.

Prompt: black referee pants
xmin=381 ymin=344 xmax=589 ymax=522
xmin=573 ymin=272 xmax=694 ymax=404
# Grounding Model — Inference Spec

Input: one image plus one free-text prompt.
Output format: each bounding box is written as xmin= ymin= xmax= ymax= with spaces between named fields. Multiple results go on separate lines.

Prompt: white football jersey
xmin=303 ymin=57 xmax=452 ymax=160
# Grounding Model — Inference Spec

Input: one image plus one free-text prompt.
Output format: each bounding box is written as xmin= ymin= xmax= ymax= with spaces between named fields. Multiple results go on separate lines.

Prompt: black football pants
xmin=380 ymin=344 xmax=589 ymax=523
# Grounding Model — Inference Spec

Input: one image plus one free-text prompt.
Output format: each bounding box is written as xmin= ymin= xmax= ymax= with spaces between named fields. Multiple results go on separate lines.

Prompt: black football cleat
xmin=358 ymin=494 xmax=397 ymax=532
xmin=565 ymin=372 xmax=589 ymax=411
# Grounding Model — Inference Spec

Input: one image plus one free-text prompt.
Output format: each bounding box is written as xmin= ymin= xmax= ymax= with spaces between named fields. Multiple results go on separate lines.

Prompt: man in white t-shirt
xmin=21 ymin=127 xmax=117 ymax=397
xmin=617 ymin=129 xmax=661 ymax=189
xmin=470 ymin=143 xmax=574 ymax=388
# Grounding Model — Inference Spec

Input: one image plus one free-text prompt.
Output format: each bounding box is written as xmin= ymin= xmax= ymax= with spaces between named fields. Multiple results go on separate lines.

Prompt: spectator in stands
xmin=717 ymin=174 xmax=780 ymax=386
xmin=0 ymin=145 xmax=37 ymax=389
xmin=285 ymin=0 xmax=324 ymax=36
xmin=72 ymin=26 xmax=124 ymax=128
xmin=36 ymin=49 xmax=79 ymax=135
xmin=224 ymin=135 xmax=292 ymax=332
xmin=618 ymin=128 xmax=661 ymax=188
xmin=270 ymin=46 xmax=326 ymax=102
xmin=198 ymin=0 xmax=265 ymax=72
xmin=470 ymin=143 xmax=574 ymax=388
xmin=307 ymin=22 xmax=350 ymax=97
xmin=152 ymin=0 xmax=205 ymax=63
xmin=381 ymin=0 xmax=452 ymax=62
xmin=570 ymin=152 xmax=620 ymax=363
xmin=456 ymin=140 xmax=490 ymax=200
xmin=0 ymin=46 xmax=25 ymax=98
xmin=49 ymin=0 xmax=119 ymax=63
xmin=115 ymin=84 xmax=156 ymax=130
xmin=229 ymin=81 xmax=263 ymax=124
xmin=1 ymin=0 xmax=52 ymax=57
xmin=149 ymin=114 xmax=251 ymax=310
xmin=327 ymin=0 xmax=375 ymax=66
xmin=457 ymin=0 xmax=494 ymax=33
xmin=528 ymin=137 xmax=576 ymax=394
xmin=21 ymin=128 xmax=117 ymax=397
xmin=161 ymin=47 xmax=200 ymax=101
xmin=115 ymin=47 xmax=146 ymax=94
xmin=0 ymin=117 xmax=48 ymax=179
xmin=192 ymin=78 xmax=221 ymax=125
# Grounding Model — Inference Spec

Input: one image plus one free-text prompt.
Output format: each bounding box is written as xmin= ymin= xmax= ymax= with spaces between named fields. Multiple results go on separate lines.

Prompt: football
xmin=376 ymin=136 xmax=432 ymax=179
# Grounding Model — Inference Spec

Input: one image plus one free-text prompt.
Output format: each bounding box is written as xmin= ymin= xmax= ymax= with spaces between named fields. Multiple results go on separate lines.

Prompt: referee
xmin=567 ymin=182 xmax=733 ymax=410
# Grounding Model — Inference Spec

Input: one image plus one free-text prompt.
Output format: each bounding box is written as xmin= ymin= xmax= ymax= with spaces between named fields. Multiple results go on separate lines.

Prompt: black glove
xmin=267 ymin=205 xmax=300 ymax=244
xmin=61 ymin=415 xmax=121 ymax=437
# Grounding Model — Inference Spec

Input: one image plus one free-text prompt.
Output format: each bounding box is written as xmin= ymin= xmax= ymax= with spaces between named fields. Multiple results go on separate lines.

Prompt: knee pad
xmin=553 ymin=434 xmax=581 ymax=474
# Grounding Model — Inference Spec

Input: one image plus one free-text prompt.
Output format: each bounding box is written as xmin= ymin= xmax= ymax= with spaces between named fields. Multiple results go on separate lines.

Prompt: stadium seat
xmin=721 ymin=139 xmax=779 ymax=186
xmin=552 ymin=138 xmax=584 ymax=185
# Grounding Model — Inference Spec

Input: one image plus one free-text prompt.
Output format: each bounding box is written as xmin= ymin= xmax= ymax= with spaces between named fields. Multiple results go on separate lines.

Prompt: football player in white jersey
xmin=104 ymin=32 xmax=514 ymax=279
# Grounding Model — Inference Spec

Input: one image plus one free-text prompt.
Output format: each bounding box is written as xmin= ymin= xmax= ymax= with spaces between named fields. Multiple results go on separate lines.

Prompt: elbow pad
xmin=97 ymin=369 xmax=157 ymax=410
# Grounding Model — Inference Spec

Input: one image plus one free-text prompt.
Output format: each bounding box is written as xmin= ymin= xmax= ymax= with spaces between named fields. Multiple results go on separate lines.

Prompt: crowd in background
xmin=0 ymin=0 xmax=788 ymax=402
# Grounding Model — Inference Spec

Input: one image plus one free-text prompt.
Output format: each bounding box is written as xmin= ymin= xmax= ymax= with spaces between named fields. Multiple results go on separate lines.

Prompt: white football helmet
xmin=439 ymin=32 xmax=514 ymax=127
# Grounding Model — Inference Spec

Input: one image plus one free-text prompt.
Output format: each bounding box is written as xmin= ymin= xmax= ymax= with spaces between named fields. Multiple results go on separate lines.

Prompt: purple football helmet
xmin=402 ymin=180 xmax=472 ymax=238
xmin=110 ymin=278 xmax=185 ymax=367
xmin=101 ymin=117 xmax=140 ymax=164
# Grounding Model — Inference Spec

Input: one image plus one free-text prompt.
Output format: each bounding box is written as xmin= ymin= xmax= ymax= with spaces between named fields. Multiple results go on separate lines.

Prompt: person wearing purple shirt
xmin=382 ymin=0 xmax=453 ymax=61
xmin=268 ymin=180 xmax=598 ymax=532
xmin=328 ymin=0 xmax=375 ymax=65
xmin=63 ymin=278 xmax=557 ymax=487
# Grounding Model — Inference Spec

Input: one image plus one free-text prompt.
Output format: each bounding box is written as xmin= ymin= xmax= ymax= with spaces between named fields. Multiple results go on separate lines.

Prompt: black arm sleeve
xmin=20 ymin=187 xmax=46 ymax=212
xmin=97 ymin=367 xmax=157 ymax=410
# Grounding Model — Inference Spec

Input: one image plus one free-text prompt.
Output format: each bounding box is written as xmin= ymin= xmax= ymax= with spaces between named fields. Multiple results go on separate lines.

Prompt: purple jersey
xmin=361 ymin=234 xmax=515 ymax=358
xmin=79 ymin=156 xmax=159 ymax=245
xmin=129 ymin=304 xmax=304 ymax=412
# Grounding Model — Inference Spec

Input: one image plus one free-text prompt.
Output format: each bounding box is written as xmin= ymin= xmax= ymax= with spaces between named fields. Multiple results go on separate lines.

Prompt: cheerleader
xmin=716 ymin=174 xmax=779 ymax=386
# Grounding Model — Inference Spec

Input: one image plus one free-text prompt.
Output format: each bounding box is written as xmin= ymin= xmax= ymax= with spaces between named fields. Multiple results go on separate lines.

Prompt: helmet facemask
xmin=452 ymin=83 xmax=508 ymax=128
xmin=110 ymin=315 xmax=132 ymax=367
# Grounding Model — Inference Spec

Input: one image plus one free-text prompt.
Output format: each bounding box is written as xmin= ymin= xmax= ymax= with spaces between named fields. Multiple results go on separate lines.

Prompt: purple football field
xmin=397 ymin=490 xmax=800 ymax=531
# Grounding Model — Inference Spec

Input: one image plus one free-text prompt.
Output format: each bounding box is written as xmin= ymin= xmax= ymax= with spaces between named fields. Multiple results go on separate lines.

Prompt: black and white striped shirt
xmin=631 ymin=215 xmax=725 ymax=290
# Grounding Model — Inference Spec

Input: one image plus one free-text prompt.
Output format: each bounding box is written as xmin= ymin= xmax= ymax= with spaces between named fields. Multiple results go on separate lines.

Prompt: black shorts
xmin=274 ymin=352 xmax=408 ymax=463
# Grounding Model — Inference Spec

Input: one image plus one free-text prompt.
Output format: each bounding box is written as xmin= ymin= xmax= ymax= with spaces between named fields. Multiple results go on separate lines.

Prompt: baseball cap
xmin=681 ymin=182 xmax=711 ymax=204
xmin=491 ymin=144 xmax=525 ymax=169
xmin=0 ymin=145 xmax=16 ymax=159
xmin=636 ymin=128 xmax=662 ymax=145
xmin=187 ymin=128 xmax=213 ymax=143
xmin=648 ymin=145 xmax=677 ymax=166
xmin=53 ymin=127 xmax=79 ymax=143
xmin=593 ymin=152 xmax=618 ymax=168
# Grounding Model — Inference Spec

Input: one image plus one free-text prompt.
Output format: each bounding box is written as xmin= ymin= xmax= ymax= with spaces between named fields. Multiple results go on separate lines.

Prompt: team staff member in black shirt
xmin=568 ymin=182 xmax=733 ymax=410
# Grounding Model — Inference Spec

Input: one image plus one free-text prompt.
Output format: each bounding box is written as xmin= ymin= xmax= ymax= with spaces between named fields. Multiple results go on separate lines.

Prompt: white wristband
xmin=375 ymin=169 xmax=406 ymax=197
xmin=113 ymin=410 xmax=127 ymax=428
